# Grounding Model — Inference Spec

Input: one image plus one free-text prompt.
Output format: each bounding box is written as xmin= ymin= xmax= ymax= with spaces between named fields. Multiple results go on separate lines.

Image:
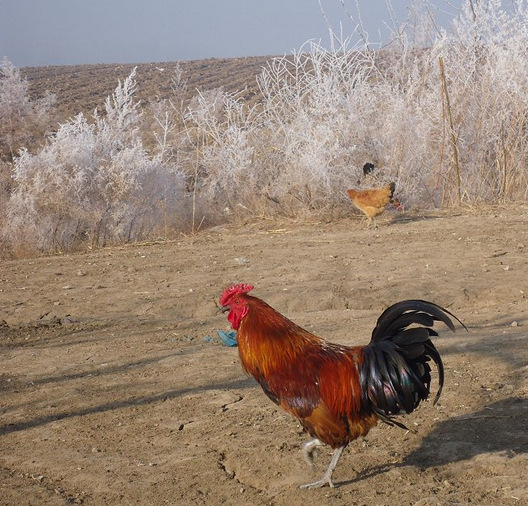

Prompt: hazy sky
xmin=1 ymin=0 xmax=462 ymax=68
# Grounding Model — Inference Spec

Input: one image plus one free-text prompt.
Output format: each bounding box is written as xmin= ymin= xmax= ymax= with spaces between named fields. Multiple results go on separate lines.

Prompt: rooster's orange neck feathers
xmin=236 ymin=296 xmax=321 ymax=378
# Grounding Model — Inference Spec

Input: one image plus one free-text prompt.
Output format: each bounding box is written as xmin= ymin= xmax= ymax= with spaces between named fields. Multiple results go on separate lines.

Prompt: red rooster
xmin=220 ymin=283 xmax=463 ymax=489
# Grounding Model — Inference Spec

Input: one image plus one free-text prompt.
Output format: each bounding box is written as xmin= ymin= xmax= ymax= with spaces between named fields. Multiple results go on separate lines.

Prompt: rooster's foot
xmin=300 ymin=444 xmax=346 ymax=490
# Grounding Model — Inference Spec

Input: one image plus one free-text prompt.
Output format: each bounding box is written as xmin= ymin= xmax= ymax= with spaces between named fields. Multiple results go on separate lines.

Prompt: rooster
xmin=347 ymin=182 xmax=397 ymax=228
xmin=220 ymin=283 xmax=463 ymax=489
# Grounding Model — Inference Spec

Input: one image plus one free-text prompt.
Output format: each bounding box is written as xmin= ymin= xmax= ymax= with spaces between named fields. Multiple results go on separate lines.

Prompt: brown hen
xmin=347 ymin=181 xmax=397 ymax=228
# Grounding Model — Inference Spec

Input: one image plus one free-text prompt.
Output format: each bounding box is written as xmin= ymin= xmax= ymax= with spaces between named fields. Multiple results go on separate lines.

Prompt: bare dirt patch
xmin=1 ymin=208 xmax=527 ymax=505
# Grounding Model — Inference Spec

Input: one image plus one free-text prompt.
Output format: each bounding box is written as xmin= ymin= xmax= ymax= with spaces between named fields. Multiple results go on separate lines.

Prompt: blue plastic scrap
xmin=216 ymin=329 xmax=238 ymax=347
xmin=203 ymin=330 xmax=238 ymax=347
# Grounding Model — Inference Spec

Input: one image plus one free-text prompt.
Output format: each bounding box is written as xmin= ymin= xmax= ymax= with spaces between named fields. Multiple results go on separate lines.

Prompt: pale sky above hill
xmin=1 ymin=0 xmax=462 ymax=68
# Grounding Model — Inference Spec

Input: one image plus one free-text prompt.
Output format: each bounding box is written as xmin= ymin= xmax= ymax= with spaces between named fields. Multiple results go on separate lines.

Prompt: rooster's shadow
xmin=339 ymin=397 xmax=527 ymax=487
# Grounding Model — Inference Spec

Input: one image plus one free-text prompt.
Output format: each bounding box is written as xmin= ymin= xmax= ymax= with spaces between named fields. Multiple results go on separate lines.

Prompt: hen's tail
xmin=360 ymin=300 xmax=465 ymax=428
xmin=387 ymin=181 xmax=396 ymax=199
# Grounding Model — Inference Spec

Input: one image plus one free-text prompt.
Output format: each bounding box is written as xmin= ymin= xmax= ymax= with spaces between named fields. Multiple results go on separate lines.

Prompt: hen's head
xmin=220 ymin=283 xmax=254 ymax=330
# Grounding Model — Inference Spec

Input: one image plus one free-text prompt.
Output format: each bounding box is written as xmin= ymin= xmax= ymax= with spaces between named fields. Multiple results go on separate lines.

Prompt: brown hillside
xmin=21 ymin=56 xmax=273 ymax=122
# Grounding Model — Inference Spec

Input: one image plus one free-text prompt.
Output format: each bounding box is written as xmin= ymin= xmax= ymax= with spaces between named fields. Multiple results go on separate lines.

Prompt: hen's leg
xmin=300 ymin=444 xmax=346 ymax=489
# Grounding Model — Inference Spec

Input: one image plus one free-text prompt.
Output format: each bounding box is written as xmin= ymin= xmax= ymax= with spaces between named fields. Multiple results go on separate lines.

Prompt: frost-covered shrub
xmin=184 ymin=44 xmax=395 ymax=218
xmin=255 ymin=45 xmax=375 ymax=214
xmin=183 ymin=39 xmax=449 ymax=217
xmin=429 ymin=0 xmax=528 ymax=203
xmin=186 ymin=0 xmax=528 ymax=214
xmin=3 ymin=70 xmax=186 ymax=253
xmin=0 ymin=57 xmax=55 ymax=161
xmin=0 ymin=58 xmax=56 ymax=241
xmin=6 ymin=1 xmax=528 ymax=251
xmin=185 ymin=89 xmax=258 ymax=217
xmin=345 ymin=0 xmax=528 ymax=206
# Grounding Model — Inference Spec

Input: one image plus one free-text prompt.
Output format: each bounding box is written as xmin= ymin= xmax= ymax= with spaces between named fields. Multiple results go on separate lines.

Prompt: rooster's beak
xmin=219 ymin=306 xmax=230 ymax=313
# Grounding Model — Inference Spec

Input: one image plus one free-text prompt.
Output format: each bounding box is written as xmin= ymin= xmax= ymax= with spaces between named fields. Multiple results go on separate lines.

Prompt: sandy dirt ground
xmin=1 ymin=207 xmax=527 ymax=506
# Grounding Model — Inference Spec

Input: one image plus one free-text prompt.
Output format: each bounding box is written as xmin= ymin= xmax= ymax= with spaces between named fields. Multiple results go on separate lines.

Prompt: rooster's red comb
xmin=219 ymin=283 xmax=254 ymax=306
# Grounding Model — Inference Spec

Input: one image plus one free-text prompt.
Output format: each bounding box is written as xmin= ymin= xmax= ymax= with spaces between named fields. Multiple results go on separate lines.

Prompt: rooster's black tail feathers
xmin=361 ymin=300 xmax=464 ymax=428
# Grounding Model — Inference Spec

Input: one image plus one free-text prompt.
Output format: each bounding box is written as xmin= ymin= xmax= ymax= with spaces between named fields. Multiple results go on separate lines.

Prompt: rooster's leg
xmin=300 ymin=445 xmax=346 ymax=489
xmin=302 ymin=438 xmax=324 ymax=467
